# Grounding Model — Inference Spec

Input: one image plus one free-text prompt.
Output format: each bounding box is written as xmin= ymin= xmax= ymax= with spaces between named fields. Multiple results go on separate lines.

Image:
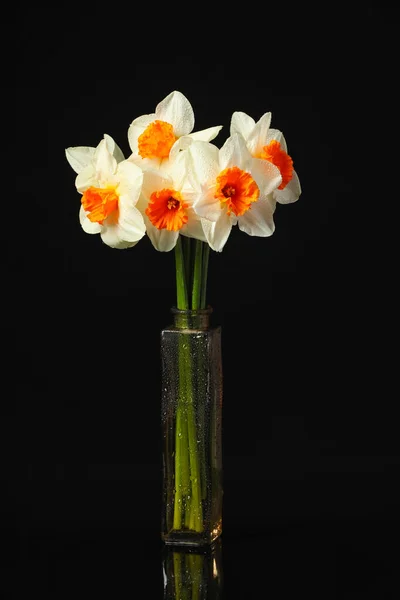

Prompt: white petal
xmin=75 ymin=164 xmax=97 ymax=193
xmin=116 ymin=160 xmax=143 ymax=204
xmin=247 ymin=112 xmax=272 ymax=155
xmin=266 ymin=129 xmax=287 ymax=152
xmin=65 ymin=146 xmax=95 ymax=174
xmin=188 ymin=141 xmax=220 ymax=190
xmin=193 ymin=186 xmax=221 ymax=222
xmin=155 ymin=91 xmax=194 ymax=137
xmin=103 ymin=133 xmax=125 ymax=163
xmin=145 ymin=215 xmax=179 ymax=252
xmin=238 ymin=196 xmax=275 ymax=237
xmin=79 ymin=205 xmax=102 ymax=234
xmin=251 ymin=158 xmax=282 ymax=196
xmin=274 ymin=170 xmax=301 ymax=204
xmin=116 ymin=200 xmax=146 ymax=241
xmin=230 ymin=111 xmax=255 ymax=139
xmin=201 ymin=211 xmax=232 ymax=252
xmin=141 ymin=168 xmax=172 ymax=200
xmin=128 ymin=114 xmax=156 ymax=154
xmin=180 ymin=214 xmax=207 ymax=243
xmin=94 ymin=139 xmax=117 ymax=184
xmin=219 ymin=133 xmax=253 ymax=171
xmin=100 ymin=228 xmax=140 ymax=249
xmin=187 ymin=125 xmax=223 ymax=142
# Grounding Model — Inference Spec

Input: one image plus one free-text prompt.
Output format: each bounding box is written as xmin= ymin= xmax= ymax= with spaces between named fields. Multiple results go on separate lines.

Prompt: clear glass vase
xmin=161 ymin=307 xmax=223 ymax=546
xmin=162 ymin=538 xmax=223 ymax=599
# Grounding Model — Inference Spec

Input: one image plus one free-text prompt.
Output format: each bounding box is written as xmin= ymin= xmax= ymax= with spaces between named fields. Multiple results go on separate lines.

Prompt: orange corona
xmin=81 ymin=186 xmax=119 ymax=224
xmin=214 ymin=167 xmax=259 ymax=216
xmin=146 ymin=188 xmax=188 ymax=231
xmin=138 ymin=120 xmax=177 ymax=160
xmin=260 ymin=140 xmax=293 ymax=190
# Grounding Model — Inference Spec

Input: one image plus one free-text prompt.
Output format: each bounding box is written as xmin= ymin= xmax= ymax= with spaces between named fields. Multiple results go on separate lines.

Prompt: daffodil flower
xmin=65 ymin=136 xmax=145 ymax=249
xmin=188 ymin=134 xmax=282 ymax=252
xmin=128 ymin=90 xmax=222 ymax=170
xmin=230 ymin=111 xmax=301 ymax=204
xmin=136 ymin=148 xmax=206 ymax=252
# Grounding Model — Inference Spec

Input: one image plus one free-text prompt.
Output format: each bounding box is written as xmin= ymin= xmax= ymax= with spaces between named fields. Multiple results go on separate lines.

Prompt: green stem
xmin=201 ymin=243 xmax=210 ymax=309
xmin=191 ymin=240 xmax=203 ymax=310
xmin=175 ymin=236 xmax=188 ymax=310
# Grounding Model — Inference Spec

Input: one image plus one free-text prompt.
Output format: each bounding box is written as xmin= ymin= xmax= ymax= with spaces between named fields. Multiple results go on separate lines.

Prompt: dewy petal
xmin=144 ymin=214 xmax=179 ymax=252
xmin=155 ymin=91 xmax=194 ymax=137
xmin=188 ymin=141 xmax=220 ymax=190
xmin=79 ymin=205 xmax=102 ymax=234
xmin=128 ymin=114 xmax=156 ymax=154
xmin=187 ymin=125 xmax=223 ymax=142
xmin=94 ymin=139 xmax=117 ymax=184
xmin=247 ymin=112 xmax=272 ymax=156
xmin=116 ymin=199 xmax=146 ymax=241
xmin=75 ymin=164 xmax=97 ymax=193
xmin=180 ymin=209 xmax=207 ymax=242
xmin=65 ymin=146 xmax=95 ymax=174
xmin=219 ymin=133 xmax=253 ymax=172
xmin=103 ymin=133 xmax=125 ymax=163
xmin=230 ymin=111 xmax=256 ymax=139
xmin=141 ymin=168 xmax=172 ymax=200
xmin=238 ymin=195 xmax=275 ymax=237
xmin=251 ymin=158 xmax=282 ymax=197
xmin=266 ymin=129 xmax=287 ymax=152
xmin=100 ymin=226 xmax=140 ymax=249
xmin=116 ymin=160 xmax=143 ymax=204
xmin=193 ymin=187 xmax=221 ymax=222
xmin=201 ymin=211 xmax=232 ymax=252
xmin=274 ymin=169 xmax=301 ymax=204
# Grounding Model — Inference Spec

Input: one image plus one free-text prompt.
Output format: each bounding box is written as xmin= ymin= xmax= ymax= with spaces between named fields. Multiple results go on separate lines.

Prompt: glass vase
xmin=162 ymin=538 xmax=223 ymax=599
xmin=161 ymin=307 xmax=223 ymax=546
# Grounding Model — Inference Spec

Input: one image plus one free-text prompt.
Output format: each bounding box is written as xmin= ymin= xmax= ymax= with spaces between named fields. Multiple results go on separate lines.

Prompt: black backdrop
xmin=6 ymin=2 xmax=400 ymax=597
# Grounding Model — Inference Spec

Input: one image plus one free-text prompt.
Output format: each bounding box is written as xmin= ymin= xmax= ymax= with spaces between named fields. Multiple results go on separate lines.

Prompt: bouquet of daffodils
xmin=65 ymin=90 xmax=300 ymax=312
xmin=66 ymin=91 xmax=301 ymax=535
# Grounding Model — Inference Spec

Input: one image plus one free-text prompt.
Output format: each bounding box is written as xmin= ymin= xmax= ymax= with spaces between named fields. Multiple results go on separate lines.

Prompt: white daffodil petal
xmin=193 ymin=187 xmax=221 ymax=222
xmin=145 ymin=217 xmax=179 ymax=252
xmin=94 ymin=139 xmax=117 ymax=184
xmin=104 ymin=133 xmax=125 ymax=163
xmin=251 ymin=158 xmax=282 ymax=197
xmin=187 ymin=126 xmax=223 ymax=142
xmin=230 ymin=111 xmax=256 ymax=139
xmin=219 ymin=133 xmax=253 ymax=171
xmin=201 ymin=211 xmax=232 ymax=252
xmin=141 ymin=169 xmax=172 ymax=200
xmin=117 ymin=199 xmax=146 ymax=241
xmin=238 ymin=196 xmax=275 ymax=237
xmin=65 ymin=146 xmax=95 ymax=174
xmin=155 ymin=91 xmax=194 ymax=137
xmin=248 ymin=112 xmax=272 ymax=155
xmin=100 ymin=225 xmax=140 ymax=249
xmin=188 ymin=141 xmax=220 ymax=191
xmin=75 ymin=164 xmax=97 ymax=193
xmin=266 ymin=129 xmax=287 ymax=152
xmin=116 ymin=160 xmax=143 ymax=203
xmin=128 ymin=114 xmax=156 ymax=154
xmin=274 ymin=170 xmax=301 ymax=204
xmin=180 ymin=208 xmax=207 ymax=242
xmin=79 ymin=205 xmax=102 ymax=234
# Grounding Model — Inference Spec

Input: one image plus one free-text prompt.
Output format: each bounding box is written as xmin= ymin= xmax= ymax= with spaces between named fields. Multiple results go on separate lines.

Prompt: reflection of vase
xmin=161 ymin=307 xmax=223 ymax=546
xmin=162 ymin=538 xmax=223 ymax=599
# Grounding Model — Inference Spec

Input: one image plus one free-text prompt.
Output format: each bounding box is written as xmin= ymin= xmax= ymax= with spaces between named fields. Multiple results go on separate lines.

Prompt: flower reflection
xmin=162 ymin=539 xmax=223 ymax=599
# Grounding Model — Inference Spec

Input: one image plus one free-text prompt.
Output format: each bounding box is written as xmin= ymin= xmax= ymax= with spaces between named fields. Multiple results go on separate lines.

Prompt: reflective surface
xmin=9 ymin=518 xmax=400 ymax=598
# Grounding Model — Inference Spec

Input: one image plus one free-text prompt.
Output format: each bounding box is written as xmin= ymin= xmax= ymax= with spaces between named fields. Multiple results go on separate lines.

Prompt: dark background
xmin=6 ymin=2 xmax=399 ymax=597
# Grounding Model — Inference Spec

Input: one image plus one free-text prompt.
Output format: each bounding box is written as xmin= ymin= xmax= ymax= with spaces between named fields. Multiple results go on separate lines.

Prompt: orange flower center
xmin=81 ymin=186 xmax=119 ymax=224
xmin=260 ymin=140 xmax=293 ymax=190
xmin=214 ymin=167 xmax=259 ymax=216
xmin=145 ymin=188 xmax=188 ymax=231
xmin=137 ymin=120 xmax=177 ymax=159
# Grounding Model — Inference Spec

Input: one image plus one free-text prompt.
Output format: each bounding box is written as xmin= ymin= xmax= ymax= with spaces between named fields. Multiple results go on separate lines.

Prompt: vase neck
xmin=171 ymin=307 xmax=213 ymax=330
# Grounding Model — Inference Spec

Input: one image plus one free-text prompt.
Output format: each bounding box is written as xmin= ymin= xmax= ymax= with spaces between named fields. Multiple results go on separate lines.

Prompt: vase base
xmin=162 ymin=522 xmax=222 ymax=547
